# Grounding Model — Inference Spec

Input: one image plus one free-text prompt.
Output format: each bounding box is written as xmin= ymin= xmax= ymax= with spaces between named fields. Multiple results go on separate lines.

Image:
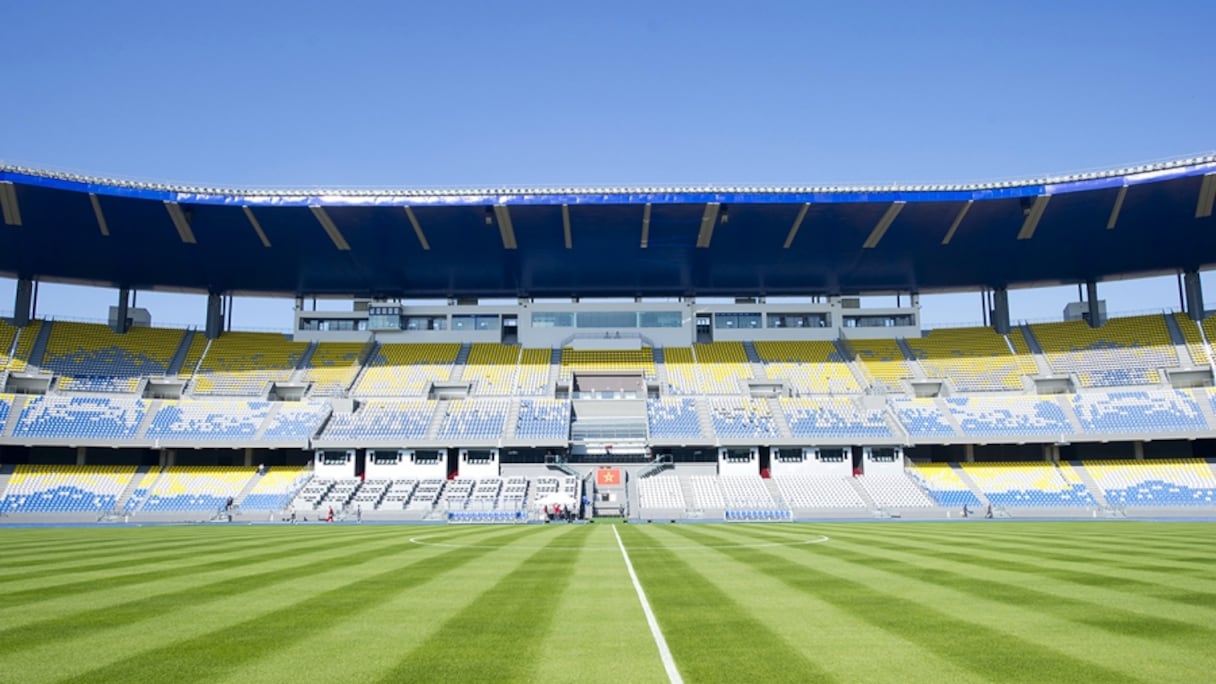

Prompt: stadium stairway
xmin=232 ymin=470 xmax=265 ymax=508
xmin=502 ymin=399 xmax=521 ymax=439
xmin=1068 ymin=461 xmax=1111 ymax=509
xmin=449 ymin=343 xmax=472 ymax=381
xmin=1163 ymin=313 xmax=1194 ymax=361
xmin=932 ymin=397 xmax=966 ymax=436
xmin=111 ymin=465 xmax=152 ymax=513
xmin=1192 ymin=389 xmax=1216 ymax=428
xmin=653 ymin=347 xmax=670 ymax=389
xmin=765 ymin=396 xmax=793 ymax=439
xmin=289 ymin=342 xmax=319 ymax=383
xmin=833 ymin=339 xmax=872 ymax=390
xmin=26 ymin=319 xmax=53 ymax=368
xmin=763 ymin=478 xmax=789 ymax=509
xmin=344 ymin=341 xmax=379 ymax=395
xmin=847 ymin=477 xmax=882 ymax=514
xmin=693 ymin=399 xmax=715 ymax=439
xmin=895 ymin=338 xmax=928 ymax=380
xmin=133 ymin=400 xmax=163 ymax=441
xmin=742 ymin=341 xmax=768 ymax=380
xmin=1054 ymin=395 xmax=1086 ymax=434
xmin=165 ymin=330 xmax=198 ymax=376
xmin=252 ymin=403 xmax=283 ymax=441
xmin=425 ymin=403 xmax=445 ymax=440
xmin=2 ymin=395 xmax=26 ymax=437
xmin=952 ymin=465 xmax=992 ymax=508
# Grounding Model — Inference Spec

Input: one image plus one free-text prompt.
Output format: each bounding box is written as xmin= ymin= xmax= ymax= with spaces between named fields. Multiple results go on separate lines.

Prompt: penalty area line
xmin=613 ymin=525 xmax=683 ymax=684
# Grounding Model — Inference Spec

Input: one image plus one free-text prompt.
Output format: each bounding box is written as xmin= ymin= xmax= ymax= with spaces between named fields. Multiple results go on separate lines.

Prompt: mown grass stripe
xmin=375 ymin=525 xmax=590 ymax=683
xmin=815 ymin=532 xmax=1216 ymax=651
xmin=820 ymin=526 xmax=1216 ymax=617
xmin=0 ymin=527 xmax=406 ymax=609
xmin=0 ymin=527 xmax=463 ymax=654
xmin=663 ymin=524 xmax=1141 ymax=684
xmin=622 ymin=524 xmax=837 ymax=684
xmin=59 ymin=526 xmax=541 ymax=684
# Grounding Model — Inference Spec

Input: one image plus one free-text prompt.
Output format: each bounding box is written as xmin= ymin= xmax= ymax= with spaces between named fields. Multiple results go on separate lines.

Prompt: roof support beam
xmin=562 ymin=204 xmax=572 ymax=249
xmin=164 ymin=202 xmax=197 ymax=244
xmin=0 ymin=182 xmax=21 ymax=226
xmin=1197 ymin=173 xmax=1216 ymax=219
xmin=783 ymin=203 xmax=810 ymax=249
xmin=862 ymin=201 xmax=905 ymax=249
xmin=1106 ymin=185 xmax=1128 ymax=230
xmin=89 ymin=193 xmax=110 ymax=236
xmin=696 ymin=202 xmax=720 ymax=248
xmin=403 ymin=206 xmax=429 ymax=250
xmin=493 ymin=205 xmax=517 ymax=249
xmin=309 ymin=206 xmax=350 ymax=251
xmin=941 ymin=200 xmax=972 ymax=245
xmin=1016 ymin=194 xmax=1051 ymax=240
xmin=640 ymin=203 xmax=651 ymax=248
xmin=242 ymin=206 xmax=271 ymax=247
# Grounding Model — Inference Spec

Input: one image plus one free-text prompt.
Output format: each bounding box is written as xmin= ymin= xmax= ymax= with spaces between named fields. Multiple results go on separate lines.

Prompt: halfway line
xmin=613 ymin=525 xmax=683 ymax=684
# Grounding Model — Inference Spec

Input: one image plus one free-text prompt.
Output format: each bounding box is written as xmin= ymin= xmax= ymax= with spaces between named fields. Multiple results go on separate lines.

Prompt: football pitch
xmin=2 ymin=521 xmax=1214 ymax=683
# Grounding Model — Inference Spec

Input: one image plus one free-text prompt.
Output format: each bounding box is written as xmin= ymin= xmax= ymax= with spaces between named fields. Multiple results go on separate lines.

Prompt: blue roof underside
xmin=1 ymin=160 xmax=1214 ymax=298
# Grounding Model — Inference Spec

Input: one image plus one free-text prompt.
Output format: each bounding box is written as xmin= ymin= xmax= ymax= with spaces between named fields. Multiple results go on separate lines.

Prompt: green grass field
xmin=2 ymin=521 xmax=1214 ymax=683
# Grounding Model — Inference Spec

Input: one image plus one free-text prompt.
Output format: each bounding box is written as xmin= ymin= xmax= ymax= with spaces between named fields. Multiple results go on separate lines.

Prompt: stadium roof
xmin=1 ymin=155 xmax=1215 ymax=299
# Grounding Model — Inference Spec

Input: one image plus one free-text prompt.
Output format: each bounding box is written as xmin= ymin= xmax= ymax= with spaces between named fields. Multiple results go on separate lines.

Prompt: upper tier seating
xmin=1071 ymin=389 xmax=1207 ymax=433
xmin=189 ymin=332 xmax=307 ymax=396
xmin=781 ymin=397 xmax=892 ymax=439
xmin=961 ymin=462 xmax=1095 ymax=507
xmin=754 ymin=340 xmax=861 ymax=394
xmin=42 ymin=321 xmax=186 ymax=393
xmin=0 ymin=464 xmax=137 ymax=513
xmin=241 ymin=467 xmax=310 ymax=511
xmin=910 ymin=463 xmax=983 ymax=508
xmin=516 ymin=348 xmax=552 ymax=395
xmin=945 ymin=396 xmax=1072 ymax=437
xmin=14 ymin=395 xmax=148 ymax=440
xmin=1084 ymin=459 xmax=1216 ymax=506
xmin=463 ymin=343 xmax=520 ymax=396
xmin=0 ymin=319 xmax=41 ymax=373
xmin=1030 ymin=315 xmax=1178 ymax=387
xmin=905 ymin=326 xmax=1035 ymax=391
xmin=436 ymin=399 xmax=509 ymax=440
xmin=708 ymin=397 xmax=780 ymax=439
xmin=320 ymin=400 xmax=436 ymax=441
xmin=692 ymin=342 xmax=752 ymax=395
xmin=146 ymin=400 xmax=270 ymax=441
xmin=140 ymin=466 xmax=253 ymax=513
xmin=646 ymin=398 xmax=704 ymax=440
xmin=845 ymin=339 xmax=914 ymax=393
xmin=515 ymin=399 xmax=570 ymax=440
xmin=301 ymin=342 xmax=366 ymax=396
xmin=1173 ymin=314 xmax=1210 ymax=366
xmin=776 ymin=476 xmax=866 ymax=508
xmin=560 ymin=348 xmax=655 ymax=382
xmin=353 ymin=343 xmax=459 ymax=397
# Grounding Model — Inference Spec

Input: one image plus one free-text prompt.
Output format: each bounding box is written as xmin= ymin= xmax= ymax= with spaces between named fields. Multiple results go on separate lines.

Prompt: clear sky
xmin=3 ymin=0 xmax=1214 ymax=330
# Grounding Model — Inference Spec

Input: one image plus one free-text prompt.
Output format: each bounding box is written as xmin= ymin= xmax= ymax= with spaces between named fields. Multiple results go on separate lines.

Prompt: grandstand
xmin=0 ymin=155 xmax=1215 ymax=523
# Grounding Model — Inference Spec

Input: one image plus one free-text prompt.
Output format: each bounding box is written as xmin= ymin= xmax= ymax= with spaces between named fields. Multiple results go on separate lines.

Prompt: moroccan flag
xmin=597 ymin=467 xmax=622 ymax=486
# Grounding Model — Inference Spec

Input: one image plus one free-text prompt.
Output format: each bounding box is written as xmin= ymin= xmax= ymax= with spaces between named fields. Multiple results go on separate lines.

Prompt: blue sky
xmin=3 ymin=1 xmax=1214 ymax=330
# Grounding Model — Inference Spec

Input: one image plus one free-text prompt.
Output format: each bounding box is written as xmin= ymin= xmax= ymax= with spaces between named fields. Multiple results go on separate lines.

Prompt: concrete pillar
xmin=1133 ymin=441 xmax=1145 ymax=460
xmin=992 ymin=286 xmax=1011 ymax=334
xmin=76 ymin=446 xmax=87 ymax=466
xmin=1184 ymin=270 xmax=1205 ymax=321
xmin=13 ymin=278 xmax=33 ymax=327
xmin=1086 ymin=279 xmax=1101 ymax=327
xmin=205 ymin=293 xmax=224 ymax=339
xmin=244 ymin=447 xmax=254 ymax=467
xmin=964 ymin=444 xmax=975 ymax=463
xmin=114 ymin=288 xmax=130 ymax=334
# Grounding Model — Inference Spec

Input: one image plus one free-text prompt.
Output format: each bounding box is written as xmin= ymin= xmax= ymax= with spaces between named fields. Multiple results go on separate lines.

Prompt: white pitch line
xmin=613 ymin=525 xmax=684 ymax=684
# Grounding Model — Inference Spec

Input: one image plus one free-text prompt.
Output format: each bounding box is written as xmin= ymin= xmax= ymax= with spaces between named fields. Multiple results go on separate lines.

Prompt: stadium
xmin=3 ymin=154 xmax=1216 ymax=682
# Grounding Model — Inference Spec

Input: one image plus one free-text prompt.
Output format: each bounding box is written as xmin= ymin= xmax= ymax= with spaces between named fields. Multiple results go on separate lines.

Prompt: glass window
xmin=638 ymin=311 xmax=682 ymax=328
xmin=576 ymin=311 xmax=637 ymax=328
xmin=715 ymin=312 xmax=761 ymax=329
xmin=532 ymin=311 xmax=574 ymax=328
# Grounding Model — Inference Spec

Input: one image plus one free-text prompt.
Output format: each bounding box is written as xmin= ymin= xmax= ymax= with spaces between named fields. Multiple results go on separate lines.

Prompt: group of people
xmin=543 ymin=503 xmax=577 ymax=523
xmin=961 ymin=504 xmax=995 ymax=519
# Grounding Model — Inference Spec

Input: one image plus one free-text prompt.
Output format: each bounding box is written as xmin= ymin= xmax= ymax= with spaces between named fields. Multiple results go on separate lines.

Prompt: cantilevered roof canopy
xmin=1 ymin=156 xmax=1214 ymax=298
